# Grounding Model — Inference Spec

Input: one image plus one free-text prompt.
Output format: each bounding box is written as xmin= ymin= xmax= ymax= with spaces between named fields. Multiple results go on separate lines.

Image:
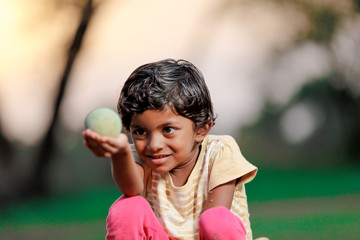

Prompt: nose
xmin=147 ymin=133 xmax=164 ymax=152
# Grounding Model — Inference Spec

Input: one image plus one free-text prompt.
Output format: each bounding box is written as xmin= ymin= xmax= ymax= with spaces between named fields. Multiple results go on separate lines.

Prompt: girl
xmin=83 ymin=59 xmax=258 ymax=240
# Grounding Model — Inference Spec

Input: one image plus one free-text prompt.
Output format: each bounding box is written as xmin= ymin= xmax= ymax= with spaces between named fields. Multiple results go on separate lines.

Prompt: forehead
xmin=130 ymin=106 xmax=194 ymax=128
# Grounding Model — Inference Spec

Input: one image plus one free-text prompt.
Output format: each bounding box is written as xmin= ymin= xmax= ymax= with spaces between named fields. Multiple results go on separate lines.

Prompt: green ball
xmin=85 ymin=107 xmax=122 ymax=137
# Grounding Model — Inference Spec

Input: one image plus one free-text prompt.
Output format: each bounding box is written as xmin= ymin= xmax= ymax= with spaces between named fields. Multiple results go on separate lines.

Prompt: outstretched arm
xmin=111 ymin=144 xmax=144 ymax=196
xmin=82 ymin=129 xmax=144 ymax=196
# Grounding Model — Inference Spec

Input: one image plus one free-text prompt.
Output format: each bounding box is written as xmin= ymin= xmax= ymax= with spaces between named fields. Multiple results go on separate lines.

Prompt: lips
xmin=146 ymin=154 xmax=170 ymax=165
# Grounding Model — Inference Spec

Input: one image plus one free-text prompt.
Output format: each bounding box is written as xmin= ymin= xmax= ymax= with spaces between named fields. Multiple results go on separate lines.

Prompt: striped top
xmin=135 ymin=135 xmax=257 ymax=240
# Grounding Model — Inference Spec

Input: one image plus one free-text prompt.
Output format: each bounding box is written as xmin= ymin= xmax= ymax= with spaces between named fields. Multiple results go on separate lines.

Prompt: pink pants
xmin=106 ymin=195 xmax=246 ymax=240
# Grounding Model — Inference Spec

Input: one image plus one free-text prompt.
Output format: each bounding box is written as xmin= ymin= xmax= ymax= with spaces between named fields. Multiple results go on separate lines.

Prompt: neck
xmin=170 ymin=144 xmax=201 ymax=187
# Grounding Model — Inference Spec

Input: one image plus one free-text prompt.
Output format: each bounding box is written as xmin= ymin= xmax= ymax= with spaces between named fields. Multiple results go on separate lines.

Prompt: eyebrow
xmin=130 ymin=120 xmax=180 ymax=129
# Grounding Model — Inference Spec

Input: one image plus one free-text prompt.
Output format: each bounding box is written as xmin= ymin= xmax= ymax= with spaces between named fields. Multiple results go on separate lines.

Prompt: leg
xmin=199 ymin=207 xmax=246 ymax=240
xmin=106 ymin=195 xmax=168 ymax=240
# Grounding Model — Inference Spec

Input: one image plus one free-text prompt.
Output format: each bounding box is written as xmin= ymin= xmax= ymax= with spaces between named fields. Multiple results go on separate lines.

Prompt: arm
xmin=82 ymin=129 xmax=144 ymax=196
xmin=204 ymin=179 xmax=236 ymax=210
xmin=111 ymin=145 xmax=144 ymax=196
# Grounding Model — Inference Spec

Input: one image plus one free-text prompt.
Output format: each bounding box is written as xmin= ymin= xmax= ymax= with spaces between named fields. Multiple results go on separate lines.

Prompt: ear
xmin=195 ymin=121 xmax=213 ymax=142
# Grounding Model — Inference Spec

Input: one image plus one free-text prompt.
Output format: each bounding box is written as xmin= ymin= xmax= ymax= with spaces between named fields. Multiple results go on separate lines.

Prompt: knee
xmin=199 ymin=207 xmax=236 ymax=230
xmin=199 ymin=207 xmax=246 ymax=239
xmin=109 ymin=195 xmax=149 ymax=213
xmin=107 ymin=195 xmax=151 ymax=224
xmin=106 ymin=195 xmax=155 ymax=240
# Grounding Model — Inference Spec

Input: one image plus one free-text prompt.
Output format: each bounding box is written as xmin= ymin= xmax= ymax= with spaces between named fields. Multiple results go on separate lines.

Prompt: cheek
xmin=173 ymin=139 xmax=195 ymax=153
xmin=134 ymin=140 xmax=146 ymax=152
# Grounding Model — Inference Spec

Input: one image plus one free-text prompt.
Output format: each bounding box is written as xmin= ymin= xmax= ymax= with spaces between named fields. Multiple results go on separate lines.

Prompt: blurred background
xmin=1 ymin=0 xmax=359 ymax=239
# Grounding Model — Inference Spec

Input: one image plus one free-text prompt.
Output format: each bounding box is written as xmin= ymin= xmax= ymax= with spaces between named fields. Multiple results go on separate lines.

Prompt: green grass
xmin=1 ymin=166 xmax=359 ymax=240
xmin=1 ymin=185 xmax=120 ymax=226
xmin=253 ymin=210 xmax=360 ymax=240
xmin=246 ymin=165 xmax=360 ymax=201
xmin=249 ymin=194 xmax=360 ymax=239
xmin=0 ymin=185 xmax=120 ymax=240
xmin=247 ymin=165 xmax=360 ymax=239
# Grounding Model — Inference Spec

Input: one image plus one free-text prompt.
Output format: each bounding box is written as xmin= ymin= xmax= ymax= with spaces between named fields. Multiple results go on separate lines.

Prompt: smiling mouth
xmin=147 ymin=154 xmax=170 ymax=165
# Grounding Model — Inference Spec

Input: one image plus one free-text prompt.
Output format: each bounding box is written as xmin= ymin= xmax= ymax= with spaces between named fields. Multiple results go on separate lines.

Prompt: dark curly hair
xmin=118 ymin=59 xmax=216 ymax=130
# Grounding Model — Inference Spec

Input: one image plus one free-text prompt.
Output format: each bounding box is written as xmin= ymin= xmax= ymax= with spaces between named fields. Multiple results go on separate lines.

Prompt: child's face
xmin=130 ymin=106 xmax=206 ymax=174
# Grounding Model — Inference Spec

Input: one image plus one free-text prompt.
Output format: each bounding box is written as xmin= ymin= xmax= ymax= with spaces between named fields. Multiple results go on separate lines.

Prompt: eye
xmin=163 ymin=127 xmax=175 ymax=134
xmin=132 ymin=129 xmax=147 ymax=136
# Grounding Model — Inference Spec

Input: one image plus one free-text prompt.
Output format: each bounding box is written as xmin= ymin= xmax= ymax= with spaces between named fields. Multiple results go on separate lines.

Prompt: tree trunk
xmin=25 ymin=0 xmax=94 ymax=197
xmin=0 ymin=118 xmax=14 ymax=166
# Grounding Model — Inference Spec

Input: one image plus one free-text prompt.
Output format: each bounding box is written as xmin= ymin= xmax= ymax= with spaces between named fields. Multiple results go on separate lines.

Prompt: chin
xmin=151 ymin=166 xmax=170 ymax=174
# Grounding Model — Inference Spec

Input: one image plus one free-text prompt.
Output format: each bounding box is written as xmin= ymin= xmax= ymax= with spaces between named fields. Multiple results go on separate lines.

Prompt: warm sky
xmin=0 ymin=0 xmax=357 ymax=145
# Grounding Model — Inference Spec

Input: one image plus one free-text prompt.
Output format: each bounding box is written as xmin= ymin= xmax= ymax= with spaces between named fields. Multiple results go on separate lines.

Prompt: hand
xmin=82 ymin=129 xmax=130 ymax=158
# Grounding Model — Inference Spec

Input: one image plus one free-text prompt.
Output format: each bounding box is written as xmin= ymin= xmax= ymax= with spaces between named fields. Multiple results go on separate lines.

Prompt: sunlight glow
xmin=280 ymin=102 xmax=324 ymax=144
xmin=0 ymin=0 xmax=357 ymax=145
xmin=0 ymin=0 xmax=79 ymax=145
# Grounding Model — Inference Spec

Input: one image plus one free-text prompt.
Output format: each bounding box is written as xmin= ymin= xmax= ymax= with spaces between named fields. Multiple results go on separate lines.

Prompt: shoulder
xmin=202 ymin=135 xmax=238 ymax=149
xmin=204 ymin=135 xmax=258 ymax=190
xmin=202 ymin=135 xmax=242 ymax=157
xmin=202 ymin=134 xmax=244 ymax=162
xmin=203 ymin=134 xmax=236 ymax=143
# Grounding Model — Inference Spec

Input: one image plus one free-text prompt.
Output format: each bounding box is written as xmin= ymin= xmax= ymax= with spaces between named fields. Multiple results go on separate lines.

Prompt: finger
xmin=99 ymin=133 xmax=128 ymax=148
xmin=100 ymin=142 xmax=120 ymax=154
xmin=83 ymin=129 xmax=104 ymax=141
xmin=87 ymin=138 xmax=103 ymax=150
